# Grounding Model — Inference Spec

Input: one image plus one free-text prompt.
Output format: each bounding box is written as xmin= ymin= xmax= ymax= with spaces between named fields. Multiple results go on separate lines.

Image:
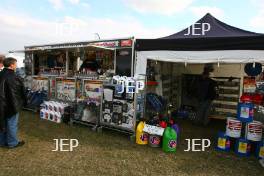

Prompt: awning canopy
xmin=136 ymin=13 xmax=264 ymax=51
xmin=134 ymin=13 xmax=264 ymax=77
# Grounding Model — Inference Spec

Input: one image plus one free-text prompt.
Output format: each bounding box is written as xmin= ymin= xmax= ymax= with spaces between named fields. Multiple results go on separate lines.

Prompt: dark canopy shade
xmin=136 ymin=13 xmax=264 ymax=51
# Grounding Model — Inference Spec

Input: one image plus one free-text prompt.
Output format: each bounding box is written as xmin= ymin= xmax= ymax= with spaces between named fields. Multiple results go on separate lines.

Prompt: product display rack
xmin=98 ymin=82 xmax=136 ymax=134
xmin=211 ymin=77 xmax=241 ymax=119
xmin=70 ymin=79 xmax=104 ymax=129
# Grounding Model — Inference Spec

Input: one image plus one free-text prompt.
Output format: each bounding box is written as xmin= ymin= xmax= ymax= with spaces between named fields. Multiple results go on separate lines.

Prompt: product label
xmin=218 ymin=138 xmax=226 ymax=149
xmin=240 ymin=107 xmax=250 ymax=118
xmin=238 ymin=142 xmax=247 ymax=154
xmin=168 ymin=140 xmax=177 ymax=149
xmin=140 ymin=133 xmax=148 ymax=142
xmin=259 ymin=147 xmax=264 ymax=158
xmin=150 ymin=136 xmax=160 ymax=145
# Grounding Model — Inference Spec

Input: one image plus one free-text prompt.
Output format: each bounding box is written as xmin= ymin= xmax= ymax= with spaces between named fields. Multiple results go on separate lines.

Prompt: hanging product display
xmin=56 ymin=78 xmax=76 ymax=102
xmin=101 ymin=80 xmax=135 ymax=131
xmin=32 ymin=76 xmax=49 ymax=92
xmin=244 ymin=63 xmax=262 ymax=77
xmin=243 ymin=77 xmax=256 ymax=93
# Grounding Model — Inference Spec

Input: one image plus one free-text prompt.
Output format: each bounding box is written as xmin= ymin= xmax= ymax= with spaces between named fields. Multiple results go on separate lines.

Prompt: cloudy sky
xmin=0 ymin=0 xmax=264 ymax=54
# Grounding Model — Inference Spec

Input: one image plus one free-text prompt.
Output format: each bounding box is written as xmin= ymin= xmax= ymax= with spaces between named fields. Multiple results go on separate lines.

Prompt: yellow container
xmin=136 ymin=121 xmax=148 ymax=145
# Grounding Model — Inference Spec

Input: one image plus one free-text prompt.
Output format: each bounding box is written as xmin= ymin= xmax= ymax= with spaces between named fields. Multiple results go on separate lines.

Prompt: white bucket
xmin=226 ymin=117 xmax=242 ymax=138
xmin=246 ymin=121 xmax=263 ymax=141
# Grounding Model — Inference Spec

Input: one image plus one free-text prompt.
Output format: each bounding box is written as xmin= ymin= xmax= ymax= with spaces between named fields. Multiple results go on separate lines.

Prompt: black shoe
xmin=8 ymin=141 xmax=25 ymax=149
xmin=0 ymin=144 xmax=8 ymax=148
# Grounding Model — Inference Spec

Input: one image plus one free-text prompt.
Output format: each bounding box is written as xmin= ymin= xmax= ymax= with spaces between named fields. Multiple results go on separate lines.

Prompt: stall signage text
xmin=184 ymin=23 xmax=211 ymax=36
xmin=120 ymin=40 xmax=132 ymax=47
xmin=113 ymin=76 xmax=144 ymax=94
xmin=91 ymin=41 xmax=119 ymax=48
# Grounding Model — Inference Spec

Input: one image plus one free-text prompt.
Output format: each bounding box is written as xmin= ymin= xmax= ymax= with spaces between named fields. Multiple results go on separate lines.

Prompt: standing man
xmin=0 ymin=55 xmax=4 ymax=71
xmin=0 ymin=57 xmax=26 ymax=148
xmin=194 ymin=64 xmax=218 ymax=126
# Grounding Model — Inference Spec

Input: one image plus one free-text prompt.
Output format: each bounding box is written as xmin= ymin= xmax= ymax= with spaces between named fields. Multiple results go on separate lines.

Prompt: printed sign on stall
xmin=83 ymin=80 xmax=102 ymax=105
xmin=32 ymin=77 xmax=49 ymax=91
xmin=56 ymin=78 xmax=76 ymax=102
xmin=120 ymin=40 xmax=132 ymax=47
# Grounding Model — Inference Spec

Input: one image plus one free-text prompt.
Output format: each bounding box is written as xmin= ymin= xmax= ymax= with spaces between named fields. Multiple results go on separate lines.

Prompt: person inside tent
xmin=194 ymin=64 xmax=219 ymax=126
xmin=79 ymin=57 xmax=100 ymax=74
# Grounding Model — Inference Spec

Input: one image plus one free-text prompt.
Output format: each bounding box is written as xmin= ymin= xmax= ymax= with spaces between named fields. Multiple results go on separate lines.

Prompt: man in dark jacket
xmin=0 ymin=55 xmax=4 ymax=71
xmin=0 ymin=57 xmax=26 ymax=148
xmin=194 ymin=64 xmax=218 ymax=126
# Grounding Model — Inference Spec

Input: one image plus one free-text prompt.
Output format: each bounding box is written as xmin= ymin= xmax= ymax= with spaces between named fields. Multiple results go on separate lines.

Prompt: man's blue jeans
xmin=0 ymin=113 xmax=19 ymax=147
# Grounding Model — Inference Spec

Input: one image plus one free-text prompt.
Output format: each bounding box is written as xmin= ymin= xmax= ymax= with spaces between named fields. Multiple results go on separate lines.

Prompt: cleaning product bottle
xmin=162 ymin=127 xmax=177 ymax=152
xmin=136 ymin=121 xmax=148 ymax=145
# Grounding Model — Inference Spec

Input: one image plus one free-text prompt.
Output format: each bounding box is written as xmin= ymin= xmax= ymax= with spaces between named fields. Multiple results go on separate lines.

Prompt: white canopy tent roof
xmin=135 ymin=50 xmax=264 ymax=77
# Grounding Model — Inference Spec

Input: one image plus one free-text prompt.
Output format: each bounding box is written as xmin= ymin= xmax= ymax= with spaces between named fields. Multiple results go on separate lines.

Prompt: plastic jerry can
xmin=235 ymin=138 xmax=251 ymax=157
xmin=237 ymin=102 xmax=254 ymax=123
xmin=162 ymin=127 xmax=177 ymax=152
xmin=136 ymin=121 xmax=148 ymax=145
xmin=255 ymin=141 xmax=264 ymax=159
xmin=172 ymin=124 xmax=180 ymax=142
xmin=215 ymin=132 xmax=231 ymax=151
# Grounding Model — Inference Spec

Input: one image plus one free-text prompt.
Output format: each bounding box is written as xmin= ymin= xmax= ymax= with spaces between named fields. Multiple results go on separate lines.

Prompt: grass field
xmin=0 ymin=111 xmax=263 ymax=176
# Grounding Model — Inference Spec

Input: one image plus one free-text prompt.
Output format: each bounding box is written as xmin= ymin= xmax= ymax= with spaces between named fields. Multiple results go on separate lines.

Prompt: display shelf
xmin=210 ymin=77 xmax=241 ymax=119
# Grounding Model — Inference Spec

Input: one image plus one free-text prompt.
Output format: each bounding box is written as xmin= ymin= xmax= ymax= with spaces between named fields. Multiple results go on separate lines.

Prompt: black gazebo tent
xmin=136 ymin=13 xmax=264 ymax=51
xmin=134 ymin=13 xmax=264 ymax=77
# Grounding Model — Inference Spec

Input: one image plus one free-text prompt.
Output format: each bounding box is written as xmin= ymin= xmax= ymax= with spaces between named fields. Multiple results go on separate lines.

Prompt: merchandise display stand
xmin=70 ymin=79 xmax=103 ymax=130
xmin=98 ymin=81 xmax=136 ymax=134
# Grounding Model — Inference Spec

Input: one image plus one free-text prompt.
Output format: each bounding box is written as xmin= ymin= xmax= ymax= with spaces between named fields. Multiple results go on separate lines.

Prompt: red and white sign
xmin=121 ymin=40 xmax=132 ymax=47
xmin=91 ymin=41 xmax=119 ymax=48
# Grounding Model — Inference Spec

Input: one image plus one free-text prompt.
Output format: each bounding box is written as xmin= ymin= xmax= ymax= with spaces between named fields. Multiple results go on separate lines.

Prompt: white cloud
xmin=250 ymin=12 xmax=264 ymax=29
xmin=0 ymin=8 xmax=174 ymax=54
xmin=190 ymin=6 xmax=225 ymax=19
xmin=124 ymin=0 xmax=194 ymax=16
xmin=48 ymin=0 xmax=64 ymax=10
xmin=249 ymin=0 xmax=264 ymax=30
